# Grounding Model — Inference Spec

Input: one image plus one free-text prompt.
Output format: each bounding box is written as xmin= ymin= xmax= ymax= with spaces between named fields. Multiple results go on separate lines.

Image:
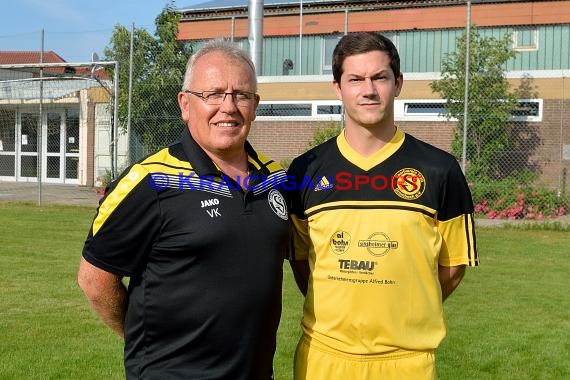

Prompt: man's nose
xmin=219 ymin=92 xmax=238 ymax=111
xmin=362 ymin=78 xmax=378 ymax=96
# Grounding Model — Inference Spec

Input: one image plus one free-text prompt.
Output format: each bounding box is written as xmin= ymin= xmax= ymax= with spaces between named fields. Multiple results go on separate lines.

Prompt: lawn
xmin=0 ymin=202 xmax=568 ymax=379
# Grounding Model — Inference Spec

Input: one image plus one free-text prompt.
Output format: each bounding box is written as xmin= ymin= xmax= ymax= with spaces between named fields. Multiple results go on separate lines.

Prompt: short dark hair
xmin=332 ymin=32 xmax=400 ymax=83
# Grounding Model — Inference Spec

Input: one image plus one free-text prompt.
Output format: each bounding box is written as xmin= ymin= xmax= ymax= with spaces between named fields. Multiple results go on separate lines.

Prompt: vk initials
xmin=206 ymin=208 xmax=221 ymax=218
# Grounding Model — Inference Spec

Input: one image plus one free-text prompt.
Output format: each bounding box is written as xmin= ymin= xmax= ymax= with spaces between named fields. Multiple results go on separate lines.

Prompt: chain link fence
xmin=1 ymin=2 xmax=569 ymax=218
xmin=0 ymin=60 xmax=120 ymax=206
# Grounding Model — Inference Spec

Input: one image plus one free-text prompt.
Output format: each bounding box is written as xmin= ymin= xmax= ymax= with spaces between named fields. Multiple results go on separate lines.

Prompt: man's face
xmin=333 ymin=50 xmax=403 ymax=130
xmin=178 ymin=51 xmax=259 ymax=156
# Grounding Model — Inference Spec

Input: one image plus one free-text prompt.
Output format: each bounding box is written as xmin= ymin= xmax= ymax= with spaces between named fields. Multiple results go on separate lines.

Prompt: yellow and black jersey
xmin=82 ymin=128 xmax=290 ymax=380
xmin=288 ymin=127 xmax=478 ymax=355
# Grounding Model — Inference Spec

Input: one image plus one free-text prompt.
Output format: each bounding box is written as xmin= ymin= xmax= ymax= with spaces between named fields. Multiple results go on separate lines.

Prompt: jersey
xmin=288 ymin=127 xmax=478 ymax=355
xmin=82 ymin=128 xmax=291 ymax=380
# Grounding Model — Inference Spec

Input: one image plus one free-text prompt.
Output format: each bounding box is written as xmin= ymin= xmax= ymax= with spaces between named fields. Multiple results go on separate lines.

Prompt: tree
xmin=430 ymin=27 xmax=517 ymax=180
xmin=103 ymin=2 xmax=193 ymax=160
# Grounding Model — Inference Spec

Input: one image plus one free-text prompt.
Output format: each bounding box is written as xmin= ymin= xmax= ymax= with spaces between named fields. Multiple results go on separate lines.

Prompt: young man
xmin=288 ymin=32 xmax=478 ymax=379
xmin=77 ymin=40 xmax=290 ymax=379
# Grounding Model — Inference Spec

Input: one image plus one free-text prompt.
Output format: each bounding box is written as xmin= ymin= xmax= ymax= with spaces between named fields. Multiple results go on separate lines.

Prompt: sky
xmin=0 ymin=0 xmax=206 ymax=63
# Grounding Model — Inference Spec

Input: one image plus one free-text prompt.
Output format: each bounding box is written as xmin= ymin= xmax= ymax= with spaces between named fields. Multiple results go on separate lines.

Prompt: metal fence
xmin=0 ymin=61 xmax=119 ymax=206
xmin=0 ymin=2 xmax=569 ymax=218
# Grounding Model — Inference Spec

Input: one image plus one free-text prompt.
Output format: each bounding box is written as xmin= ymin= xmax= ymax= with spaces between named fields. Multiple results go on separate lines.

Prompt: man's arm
xmin=438 ymin=264 xmax=466 ymax=302
xmin=77 ymin=257 xmax=127 ymax=338
xmin=290 ymin=259 xmax=310 ymax=296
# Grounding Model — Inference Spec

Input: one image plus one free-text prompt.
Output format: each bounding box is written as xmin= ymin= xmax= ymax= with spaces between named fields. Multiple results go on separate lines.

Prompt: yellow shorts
xmin=294 ymin=336 xmax=435 ymax=380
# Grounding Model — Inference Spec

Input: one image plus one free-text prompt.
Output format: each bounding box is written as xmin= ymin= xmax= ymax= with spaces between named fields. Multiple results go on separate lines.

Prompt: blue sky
xmin=0 ymin=0 xmax=204 ymax=62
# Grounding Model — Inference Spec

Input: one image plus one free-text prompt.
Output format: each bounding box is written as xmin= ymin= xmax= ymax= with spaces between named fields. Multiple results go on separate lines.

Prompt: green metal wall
xmin=262 ymin=35 xmax=323 ymax=76
xmin=188 ymin=24 xmax=569 ymax=75
xmin=256 ymin=24 xmax=570 ymax=75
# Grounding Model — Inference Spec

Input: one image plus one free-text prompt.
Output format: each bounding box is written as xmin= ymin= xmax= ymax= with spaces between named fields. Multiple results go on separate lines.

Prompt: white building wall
xmin=93 ymin=103 xmax=127 ymax=185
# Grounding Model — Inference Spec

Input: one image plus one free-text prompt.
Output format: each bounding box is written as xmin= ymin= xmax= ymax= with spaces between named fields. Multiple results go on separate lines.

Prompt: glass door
xmin=0 ymin=109 xmax=16 ymax=179
xmin=64 ymin=109 xmax=80 ymax=183
xmin=15 ymin=108 xmax=80 ymax=183
xmin=19 ymin=112 xmax=39 ymax=180
xmin=42 ymin=109 xmax=80 ymax=184
xmin=45 ymin=112 xmax=63 ymax=182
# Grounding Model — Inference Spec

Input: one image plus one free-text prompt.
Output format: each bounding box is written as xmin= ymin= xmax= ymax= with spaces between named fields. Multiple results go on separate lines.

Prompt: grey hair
xmin=181 ymin=38 xmax=257 ymax=91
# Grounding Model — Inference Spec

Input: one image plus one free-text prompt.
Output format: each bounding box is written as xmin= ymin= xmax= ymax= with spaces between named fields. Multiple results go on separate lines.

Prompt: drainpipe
xmin=299 ymin=0 xmax=303 ymax=75
xmin=248 ymin=0 xmax=264 ymax=75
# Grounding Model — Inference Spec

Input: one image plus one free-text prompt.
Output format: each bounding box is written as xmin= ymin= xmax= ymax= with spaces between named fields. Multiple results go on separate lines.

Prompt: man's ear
xmin=251 ymin=93 xmax=261 ymax=121
xmin=395 ymin=73 xmax=403 ymax=97
xmin=333 ymin=80 xmax=342 ymax=101
xmin=178 ymin=92 xmax=190 ymax=122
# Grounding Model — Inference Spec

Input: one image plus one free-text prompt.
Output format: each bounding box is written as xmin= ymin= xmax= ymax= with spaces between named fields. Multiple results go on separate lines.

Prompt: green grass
xmin=0 ymin=202 xmax=124 ymax=380
xmin=438 ymin=227 xmax=570 ymax=379
xmin=0 ymin=203 xmax=568 ymax=379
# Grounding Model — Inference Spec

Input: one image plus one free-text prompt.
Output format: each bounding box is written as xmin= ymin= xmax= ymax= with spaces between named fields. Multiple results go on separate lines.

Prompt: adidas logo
xmin=314 ymin=176 xmax=333 ymax=191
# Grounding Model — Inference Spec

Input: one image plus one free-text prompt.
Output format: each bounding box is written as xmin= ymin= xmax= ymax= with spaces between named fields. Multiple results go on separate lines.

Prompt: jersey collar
xmin=336 ymin=126 xmax=405 ymax=171
xmin=180 ymin=128 xmax=269 ymax=178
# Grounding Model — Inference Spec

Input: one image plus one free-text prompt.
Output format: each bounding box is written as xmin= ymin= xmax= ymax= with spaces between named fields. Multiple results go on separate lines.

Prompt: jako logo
xmin=201 ymin=198 xmax=219 ymax=208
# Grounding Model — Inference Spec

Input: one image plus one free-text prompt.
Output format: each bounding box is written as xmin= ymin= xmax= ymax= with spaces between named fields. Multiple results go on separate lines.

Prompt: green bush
xmin=307 ymin=121 xmax=342 ymax=149
xmin=471 ymin=178 xmax=568 ymax=220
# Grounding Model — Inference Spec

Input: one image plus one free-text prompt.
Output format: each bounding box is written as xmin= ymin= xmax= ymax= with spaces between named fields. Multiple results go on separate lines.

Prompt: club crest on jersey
xmin=392 ymin=168 xmax=426 ymax=200
xmin=268 ymin=189 xmax=288 ymax=220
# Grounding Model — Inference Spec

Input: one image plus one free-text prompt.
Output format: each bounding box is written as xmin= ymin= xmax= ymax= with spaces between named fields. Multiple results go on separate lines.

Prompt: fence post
xmin=461 ymin=0 xmax=471 ymax=174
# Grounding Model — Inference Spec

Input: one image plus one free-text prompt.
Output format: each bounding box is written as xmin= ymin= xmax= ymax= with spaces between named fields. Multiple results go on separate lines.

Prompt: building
xmin=0 ymin=51 xmax=127 ymax=186
xmin=177 ymin=0 xmax=570 ymax=192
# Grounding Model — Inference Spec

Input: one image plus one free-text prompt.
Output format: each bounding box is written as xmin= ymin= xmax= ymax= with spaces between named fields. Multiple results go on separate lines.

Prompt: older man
xmin=78 ymin=39 xmax=290 ymax=380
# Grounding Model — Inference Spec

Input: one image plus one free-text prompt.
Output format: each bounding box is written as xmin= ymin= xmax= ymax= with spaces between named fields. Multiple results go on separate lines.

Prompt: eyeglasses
xmin=184 ymin=90 xmax=256 ymax=106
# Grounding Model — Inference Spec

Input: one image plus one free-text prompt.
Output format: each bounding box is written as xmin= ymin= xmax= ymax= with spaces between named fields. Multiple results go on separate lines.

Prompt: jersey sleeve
xmin=82 ymin=163 xmax=161 ymax=276
xmin=437 ymin=159 xmax=478 ymax=267
xmin=286 ymin=158 xmax=311 ymax=261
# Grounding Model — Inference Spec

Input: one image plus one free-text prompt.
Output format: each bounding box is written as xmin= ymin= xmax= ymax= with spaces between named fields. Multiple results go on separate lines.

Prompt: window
xmin=257 ymin=103 xmax=312 ymax=117
xmin=317 ymin=105 xmax=342 ymax=115
xmin=513 ymin=28 xmax=539 ymax=51
xmin=395 ymin=100 xmax=448 ymax=121
xmin=512 ymin=99 xmax=542 ymax=122
xmin=255 ymin=98 xmax=542 ymax=122
xmin=257 ymin=101 xmax=342 ymax=120
xmin=394 ymin=99 xmax=542 ymax=122
xmin=321 ymin=35 xmax=342 ymax=75
xmin=404 ymin=102 xmax=447 ymax=116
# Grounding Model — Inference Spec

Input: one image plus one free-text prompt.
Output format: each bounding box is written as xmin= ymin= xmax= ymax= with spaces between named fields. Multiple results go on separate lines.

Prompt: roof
xmin=178 ymin=0 xmax=436 ymax=12
xmin=0 ymin=51 xmax=66 ymax=65
xmin=0 ymin=51 xmax=108 ymax=79
xmin=178 ymin=0 xmax=527 ymax=12
xmin=178 ymin=0 xmax=317 ymax=12
xmin=0 ymin=77 xmax=109 ymax=100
